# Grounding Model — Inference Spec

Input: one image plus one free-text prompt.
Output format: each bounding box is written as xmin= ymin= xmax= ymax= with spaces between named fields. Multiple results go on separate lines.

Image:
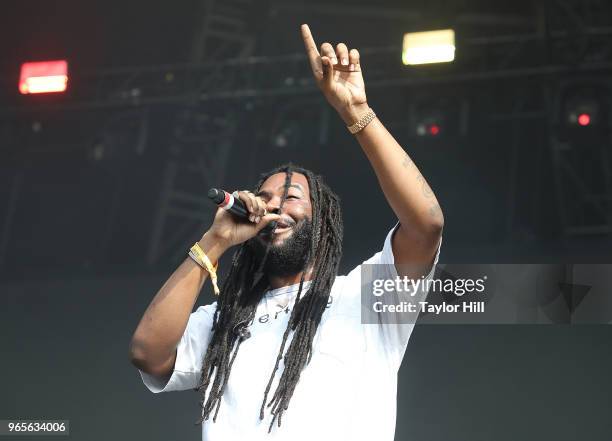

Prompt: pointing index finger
xmin=301 ymin=24 xmax=322 ymax=78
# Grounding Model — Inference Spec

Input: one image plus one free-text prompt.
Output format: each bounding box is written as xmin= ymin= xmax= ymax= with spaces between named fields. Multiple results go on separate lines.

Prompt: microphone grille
xmin=208 ymin=188 xmax=224 ymax=203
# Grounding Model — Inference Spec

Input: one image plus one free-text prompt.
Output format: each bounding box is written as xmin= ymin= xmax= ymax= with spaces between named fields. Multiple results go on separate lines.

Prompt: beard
xmin=248 ymin=218 xmax=313 ymax=278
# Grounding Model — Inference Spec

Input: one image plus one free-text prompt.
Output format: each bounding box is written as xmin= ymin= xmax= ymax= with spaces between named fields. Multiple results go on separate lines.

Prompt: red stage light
xmin=429 ymin=124 xmax=440 ymax=136
xmin=19 ymin=60 xmax=68 ymax=94
xmin=577 ymin=113 xmax=591 ymax=126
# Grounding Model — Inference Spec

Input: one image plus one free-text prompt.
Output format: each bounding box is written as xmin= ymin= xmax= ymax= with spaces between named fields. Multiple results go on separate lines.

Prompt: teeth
xmin=274 ymin=219 xmax=293 ymax=229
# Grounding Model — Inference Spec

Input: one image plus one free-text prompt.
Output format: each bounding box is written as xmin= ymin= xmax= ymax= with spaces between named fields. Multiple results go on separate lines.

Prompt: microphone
xmin=208 ymin=188 xmax=277 ymax=234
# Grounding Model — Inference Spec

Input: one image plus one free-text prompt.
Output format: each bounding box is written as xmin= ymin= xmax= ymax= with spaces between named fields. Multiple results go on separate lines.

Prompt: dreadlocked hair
xmin=194 ymin=163 xmax=343 ymax=431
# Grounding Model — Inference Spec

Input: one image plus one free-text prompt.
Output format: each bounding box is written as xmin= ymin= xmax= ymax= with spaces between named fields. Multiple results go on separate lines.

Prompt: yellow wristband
xmin=190 ymin=243 xmax=220 ymax=295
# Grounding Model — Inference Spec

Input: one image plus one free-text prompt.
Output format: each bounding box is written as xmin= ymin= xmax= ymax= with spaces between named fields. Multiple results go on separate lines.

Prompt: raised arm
xmin=301 ymin=24 xmax=443 ymax=275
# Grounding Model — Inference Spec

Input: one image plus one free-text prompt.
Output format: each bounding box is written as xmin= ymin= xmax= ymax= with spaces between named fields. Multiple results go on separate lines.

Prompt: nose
xmin=266 ymin=198 xmax=281 ymax=215
xmin=265 ymin=192 xmax=287 ymax=214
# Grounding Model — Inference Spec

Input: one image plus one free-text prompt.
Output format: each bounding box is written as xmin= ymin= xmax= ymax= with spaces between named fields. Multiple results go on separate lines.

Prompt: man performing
xmin=130 ymin=24 xmax=444 ymax=441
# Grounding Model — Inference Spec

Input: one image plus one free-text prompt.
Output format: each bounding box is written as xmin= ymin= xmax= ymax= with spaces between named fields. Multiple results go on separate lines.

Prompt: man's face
xmin=255 ymin=172 xmax=313 ymax=246
xmin=248 ymin=172 xmax=314 ymax=277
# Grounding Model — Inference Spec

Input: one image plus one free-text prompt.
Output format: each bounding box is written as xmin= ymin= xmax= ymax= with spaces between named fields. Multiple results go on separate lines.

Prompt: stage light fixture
xmin=402 ymin=29 xmax=455 ymax=65
xmin=429 ymin=124 xmax=440 ymax=136
xmin=561 ymin=83 xmax=609 ymax=131
xmin=19 ymin=60 xmax=68 ymax=94
xmin=410 ymin=96 xmax=469 ymax=139
xmin=577 ymin=113 xmax=591 ymax=126
xmin=416 ymin=120 xmax=442 ymax=137
xmin=566 ymin=101 xmax=599 ymax=127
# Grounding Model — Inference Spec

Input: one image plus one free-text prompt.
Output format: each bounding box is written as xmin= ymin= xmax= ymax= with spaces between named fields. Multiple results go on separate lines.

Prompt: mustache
xmin=275 ymin=216 xmax=296 ymax=228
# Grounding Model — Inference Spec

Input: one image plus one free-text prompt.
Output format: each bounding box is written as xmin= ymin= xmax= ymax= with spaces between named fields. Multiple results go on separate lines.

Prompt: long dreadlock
xmin=194 ymin=163 xmax=343 ymax=431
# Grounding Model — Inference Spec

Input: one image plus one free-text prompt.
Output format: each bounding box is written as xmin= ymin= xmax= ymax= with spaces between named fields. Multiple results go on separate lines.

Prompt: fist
xmin=207 ymin=190 xmax=281 ymax=247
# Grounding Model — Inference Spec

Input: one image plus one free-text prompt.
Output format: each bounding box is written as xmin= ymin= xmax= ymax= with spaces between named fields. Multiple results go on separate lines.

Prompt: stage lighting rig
xmin=416 ymin=117 xmax=443 ymax=138
xmin=561 ymin=84 xmax=608 ymax=132
xmin=410 ymin=97 xmax=468 ymax=139
xmin=566 ymin=99 xmax=599 ymax=128
xmin=550 ymin=80 xmax=612 ymax=236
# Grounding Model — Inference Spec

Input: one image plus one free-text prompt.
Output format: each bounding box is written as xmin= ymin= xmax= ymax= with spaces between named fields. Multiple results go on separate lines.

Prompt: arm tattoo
xmin=429 ymin=204 xmax=443 ymax=221
xmin=417 ymin=174 xmax=433 ymax=198
xmin=402 ymin=152 xmax=414 ymax=169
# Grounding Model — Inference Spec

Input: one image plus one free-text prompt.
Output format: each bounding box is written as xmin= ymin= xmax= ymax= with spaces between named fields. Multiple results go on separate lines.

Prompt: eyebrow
xmin=256 ymin=184 xmax=304 ymax=199
xmin=280 ymin=184 xmax=304 ymax=194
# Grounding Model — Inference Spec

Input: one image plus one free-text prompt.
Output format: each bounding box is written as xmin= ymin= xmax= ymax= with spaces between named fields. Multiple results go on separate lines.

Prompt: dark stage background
xmin=1 ymin=0 xmax=612 ymax=440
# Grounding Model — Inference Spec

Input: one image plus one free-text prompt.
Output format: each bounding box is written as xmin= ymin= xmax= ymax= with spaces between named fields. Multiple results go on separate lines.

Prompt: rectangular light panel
xmin=402 ymin=29 xmax=455 ymax=65
xmin=19 ymin=60 xmax=68 ymax=94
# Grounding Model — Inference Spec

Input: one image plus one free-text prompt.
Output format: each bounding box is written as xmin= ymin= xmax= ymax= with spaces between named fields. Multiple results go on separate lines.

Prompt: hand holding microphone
xmin=207 ymin=188 xmax=280 ymax=247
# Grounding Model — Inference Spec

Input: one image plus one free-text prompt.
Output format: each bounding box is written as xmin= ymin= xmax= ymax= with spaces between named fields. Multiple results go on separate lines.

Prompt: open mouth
xmin=272 ymin=217 xmax=295 ymax=234
xmin=258 ymin=216 xmax=296 ymax=238
xmin=274 ymin=226 xmax=291 ymax=234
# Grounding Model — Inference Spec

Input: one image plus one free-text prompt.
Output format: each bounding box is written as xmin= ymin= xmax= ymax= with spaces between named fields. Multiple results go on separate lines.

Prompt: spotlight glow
xmin=577 ymin=113 xmax=591 ymax=126
xmin=19 ymin=60 xmax=68 ymax=94
xmin=402 ymin=29 xmax=455 ymax=65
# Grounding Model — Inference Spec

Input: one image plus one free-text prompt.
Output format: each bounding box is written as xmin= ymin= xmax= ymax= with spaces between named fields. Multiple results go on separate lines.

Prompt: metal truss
xmin=191 ymin=0 xmax=255 ymax=62
xmin=548 ymin=78 xmax=612 ymax=236
xmin=2 ymin=26 xmax=612 ymax=117
xmin=147 ymin=0 xmax=255 ymax=264
xmin=146 ymin=108 xmax=237 ymax=264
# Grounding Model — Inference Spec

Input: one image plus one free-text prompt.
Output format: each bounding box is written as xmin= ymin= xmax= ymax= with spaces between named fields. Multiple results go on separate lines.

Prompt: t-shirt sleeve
xmin=138 ymin=303 xmax=216 ymax=393
xmin=361 ymin=222 xmax=442 ymax=368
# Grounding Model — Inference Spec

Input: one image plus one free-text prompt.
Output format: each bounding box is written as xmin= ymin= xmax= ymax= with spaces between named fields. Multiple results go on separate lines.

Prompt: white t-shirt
xmin=140 ymin=224 xmax=441 ymax=441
